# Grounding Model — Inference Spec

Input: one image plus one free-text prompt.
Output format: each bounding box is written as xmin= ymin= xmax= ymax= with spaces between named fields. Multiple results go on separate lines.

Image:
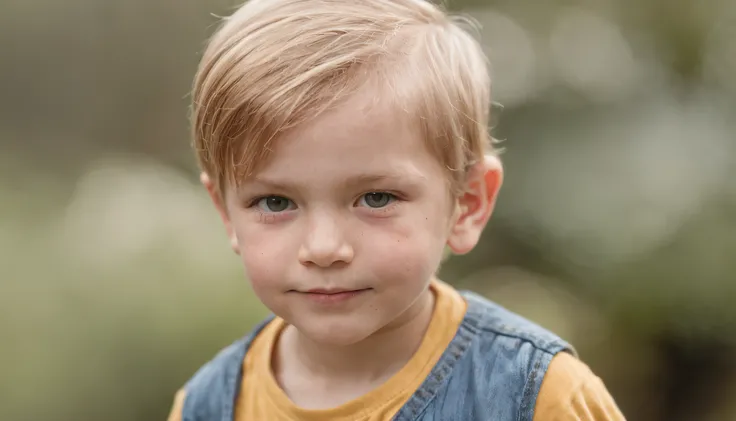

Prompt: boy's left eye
xmin=358 ymin=192 xmax=396 ymax=208
xmin=255 ymin=196 xmax=295 ymax=212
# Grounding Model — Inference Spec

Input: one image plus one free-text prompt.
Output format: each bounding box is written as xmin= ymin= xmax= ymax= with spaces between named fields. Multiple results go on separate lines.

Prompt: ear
xmin=447 ymin=155 xmax=503 ymax=255
xmin=201 ymin=172 xmax=240 ymax=254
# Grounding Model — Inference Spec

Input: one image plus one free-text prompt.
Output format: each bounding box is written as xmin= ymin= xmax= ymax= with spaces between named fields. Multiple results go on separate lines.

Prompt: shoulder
xmin=447 ymin=290 xmax=623 ymax=420
xmin=184 ymin=316 xmax=274 ymax=390
xmin=166 ymin=389 xmax=186 ymax=421
xmin=418 ymin=288 xmax=585 ymax=421
xmin=460 ymin=289 xmax=575 ymax=356
xmin=177 ymin=316 xmax=275 ymax=421
xmin=183 ymin=336 xmax=249 ymax=392
xmin=534 ymin=353 xmax=626 ymax=420
xmin=177 ymin=337 xmax=249 ymax=421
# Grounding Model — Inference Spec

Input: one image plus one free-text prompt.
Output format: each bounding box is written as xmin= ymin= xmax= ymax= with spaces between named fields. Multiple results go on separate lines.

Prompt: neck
xmin=279 ymin=286 xmax=435 ymax=384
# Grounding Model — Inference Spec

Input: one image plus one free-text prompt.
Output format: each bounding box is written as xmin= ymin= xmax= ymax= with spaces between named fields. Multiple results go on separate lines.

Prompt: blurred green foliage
xmin=1 ymin=0 xmax=735 ymax=420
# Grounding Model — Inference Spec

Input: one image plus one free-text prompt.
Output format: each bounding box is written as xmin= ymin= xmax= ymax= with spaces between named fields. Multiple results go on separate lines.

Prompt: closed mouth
xmin=304 ymin=288 xmax=370 ymax=295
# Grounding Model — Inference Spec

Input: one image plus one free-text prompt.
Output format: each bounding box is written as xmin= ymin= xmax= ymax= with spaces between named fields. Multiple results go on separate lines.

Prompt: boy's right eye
xmin=255 ymin=196 xmax=295 ymax=213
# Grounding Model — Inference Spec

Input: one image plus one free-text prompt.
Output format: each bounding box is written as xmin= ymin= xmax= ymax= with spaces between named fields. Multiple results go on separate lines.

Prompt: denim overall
xmin=180 ymin=290 xmax=575 ymax=421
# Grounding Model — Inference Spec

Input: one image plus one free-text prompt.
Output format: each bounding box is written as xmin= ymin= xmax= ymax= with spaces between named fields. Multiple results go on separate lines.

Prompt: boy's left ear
xmin=447 ymin=155 xmax=503 ymax=255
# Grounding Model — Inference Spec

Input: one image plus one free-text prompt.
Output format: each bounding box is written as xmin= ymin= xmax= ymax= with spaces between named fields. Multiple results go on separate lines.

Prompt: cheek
xmin=232 ymin=220 xmax=294 ymax=290
xmin=240 ymin=245 xmax=278 ymax=291
xmin=364 ymin=211 xmax=448 ymax=281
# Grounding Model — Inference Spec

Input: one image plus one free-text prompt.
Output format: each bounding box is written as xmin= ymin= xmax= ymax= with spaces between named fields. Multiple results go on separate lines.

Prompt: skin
xmin=203 ymin=89 xmax=503 ymax=409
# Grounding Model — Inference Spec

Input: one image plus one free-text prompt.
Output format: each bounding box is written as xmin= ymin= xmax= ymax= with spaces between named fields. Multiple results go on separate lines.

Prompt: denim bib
xmin=181 ymin=290 xmax=574 ymax=421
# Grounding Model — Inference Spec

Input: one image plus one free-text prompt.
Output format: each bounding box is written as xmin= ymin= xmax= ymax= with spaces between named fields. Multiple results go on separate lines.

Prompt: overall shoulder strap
xmin=181 ymin=316 xmax=274 ymax=421
xmin=461 ymin=290 xmax=576 ymax=356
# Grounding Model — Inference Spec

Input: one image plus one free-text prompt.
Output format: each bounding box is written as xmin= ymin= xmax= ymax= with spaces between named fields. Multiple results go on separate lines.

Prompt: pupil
xmin=266 ymin=197 xmax=288 ymax=211
xmin=366 ymin=193 xmax=389 ymax=208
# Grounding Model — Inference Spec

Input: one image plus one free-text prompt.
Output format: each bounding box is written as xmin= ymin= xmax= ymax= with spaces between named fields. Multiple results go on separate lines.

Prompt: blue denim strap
xmin=390 ymin=291 xmax=484 ymax=421
xmin=391 ymin=290 xmax=574 ymax=421
xmin=181 ymin=316 xmax=274 ymax=421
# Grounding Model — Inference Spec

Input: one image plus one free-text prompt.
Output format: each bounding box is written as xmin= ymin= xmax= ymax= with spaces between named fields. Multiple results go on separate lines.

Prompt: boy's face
xmin=205 ymin=91 xmax=502 ymax=346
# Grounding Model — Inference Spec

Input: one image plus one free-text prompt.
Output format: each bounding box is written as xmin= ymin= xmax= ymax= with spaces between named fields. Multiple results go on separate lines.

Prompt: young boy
xmin=168 ymin=0 xmax=625 ymax=420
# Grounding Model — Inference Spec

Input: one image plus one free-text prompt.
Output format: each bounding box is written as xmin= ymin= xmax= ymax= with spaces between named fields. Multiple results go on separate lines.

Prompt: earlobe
xmin=229 ymin=236 xmax=240 ymax=254
xmin=201 ymin=172 xmax=241 ymax=255
xmin=446 ymin=155 xmax=503 ymax=255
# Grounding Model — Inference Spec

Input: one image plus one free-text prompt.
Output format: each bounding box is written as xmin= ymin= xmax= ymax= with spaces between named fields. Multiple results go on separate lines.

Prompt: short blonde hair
xmin=191 ymin=0 xmax=494 ymax=198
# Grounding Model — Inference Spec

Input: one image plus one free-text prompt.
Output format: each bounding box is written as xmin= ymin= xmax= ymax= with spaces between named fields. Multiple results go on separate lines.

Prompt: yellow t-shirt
xmin=168 ymin=281 xmax=624 ymax=421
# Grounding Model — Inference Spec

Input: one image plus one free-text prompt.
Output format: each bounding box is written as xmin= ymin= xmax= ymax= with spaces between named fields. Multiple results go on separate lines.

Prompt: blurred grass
xmin=0 ymin=156 xmax=267 ymax=421
xmin=2 ymin=0 xmax=736 ymax=419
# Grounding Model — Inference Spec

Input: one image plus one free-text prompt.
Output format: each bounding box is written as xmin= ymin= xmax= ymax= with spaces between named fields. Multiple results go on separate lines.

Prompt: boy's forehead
xmin=250 ymin=140 xmax=432 ymax=184
xmin=295 ymin=89 xmax=405 ymax=138
xmin=249 ymin=93 xmax=429 ymax=174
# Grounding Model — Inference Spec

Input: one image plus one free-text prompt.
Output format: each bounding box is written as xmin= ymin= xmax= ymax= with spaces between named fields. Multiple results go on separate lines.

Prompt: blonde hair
xmin=191 ymin=0 xmax=494 ymax=198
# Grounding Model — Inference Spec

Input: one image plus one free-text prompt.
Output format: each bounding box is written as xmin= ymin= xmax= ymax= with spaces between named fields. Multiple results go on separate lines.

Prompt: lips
xmin=298 ymin=288 xmax=370 ymax=304
xmin=306 ymin=288 xmax=366 ymax=295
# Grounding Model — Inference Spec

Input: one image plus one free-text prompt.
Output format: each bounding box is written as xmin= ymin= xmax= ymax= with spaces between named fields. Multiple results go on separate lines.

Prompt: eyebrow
xmin=247 ymin=171 xmax=426 ymax=192
xmin=342 ymin=173 xmax=423 ymax=190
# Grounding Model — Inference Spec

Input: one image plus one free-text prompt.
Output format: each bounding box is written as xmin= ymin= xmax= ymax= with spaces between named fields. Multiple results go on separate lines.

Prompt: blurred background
xmin=1 ymin=0 xmax=735 ymax=420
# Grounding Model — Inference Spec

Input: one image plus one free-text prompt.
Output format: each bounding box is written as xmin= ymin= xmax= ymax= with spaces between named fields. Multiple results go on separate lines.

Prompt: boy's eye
xmin=256 ymin=196 xmax=294 ymax=212
xmin=358 ymin=192 xmax=396 ymax=208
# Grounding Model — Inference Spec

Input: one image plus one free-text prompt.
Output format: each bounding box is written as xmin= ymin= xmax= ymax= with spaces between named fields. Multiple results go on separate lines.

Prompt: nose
xmin=298 ymin=212 xmax=354 ymax=268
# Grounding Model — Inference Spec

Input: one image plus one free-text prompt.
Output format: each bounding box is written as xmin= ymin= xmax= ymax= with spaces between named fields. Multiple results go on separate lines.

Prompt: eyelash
xmin=245 ymin=192 xmax=403 ymax=214
xmin=356 ymin=192 xmax=401 ymax=212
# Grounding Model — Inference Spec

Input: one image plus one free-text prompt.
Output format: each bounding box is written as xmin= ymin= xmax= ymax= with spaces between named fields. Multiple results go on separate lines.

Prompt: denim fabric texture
xmin=181 ymin=290 xmax=574 ymax=421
